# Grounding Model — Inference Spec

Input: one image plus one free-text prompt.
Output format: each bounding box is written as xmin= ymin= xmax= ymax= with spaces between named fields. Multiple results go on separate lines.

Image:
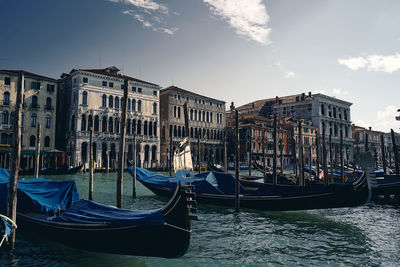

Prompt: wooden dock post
xmin=292 ymin=137 xmax=297 ymax=177
xmin=273 ymin=115 xmax=278 ymax=185
xmin=116 ymin=79 xmax=129 ymax=208
xmin=381 ymin=134 xmax=386 ymax=175
xmin=235 ymin=110 xmax=240 ymax=212
xmin=34 ymin=124 xmax=41 ymax=178
xmin=298 ymin=120 xmax=304 ymax=186
xmin=7 ymin=71 xmax=24 ymax=248
xmin=391 ymin=129 xmax=399 ymax=175
xmin=248 ymin=129 xmax=252 ymax=177
xmin=322 ymin=130 xmax=328 ymax=185
xmin=365 ymin=132 xmax=369 ymax=152
xmin=315 ymin=130 xmax=320 ymax=181
xmin=280 ymin=138 xmax=283 ymax=176
xmin=89 ymin=127 xmax=94 ymax=200
xmin=197 ymin=134 xmax=201 ymax=174
xmin=262 ymin=129 xmax=266 ymax=182
xmin=308 ymin=145 xmax=312 ymax=180
xmin=329 ymin=133 xmax=333 ymax=184
xmin=169 ymin=125 xmax=173 ymax=177
xmin=224 ymin=129 xmax=228 ymax=173
xmin=340 ymin=129 xmax=344 ymax=183
xmin=132 ymin=133 xmax=137 ymax=198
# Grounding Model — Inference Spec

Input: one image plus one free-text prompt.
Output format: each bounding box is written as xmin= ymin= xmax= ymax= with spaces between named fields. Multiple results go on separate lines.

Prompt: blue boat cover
xmin=50 ymin=199 xmax=164 ymax=226
xmin=0 ymin=169 xmax=79 ymax=214
xmin=131 ymin=167 xmax=244 ymax=195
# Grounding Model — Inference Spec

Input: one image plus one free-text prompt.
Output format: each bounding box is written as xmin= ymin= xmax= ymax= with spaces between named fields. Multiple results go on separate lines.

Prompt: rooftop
xmin=0 ymin=69 xmax=57 ymax=82
xmin=161 ymin=85 xmax=225 ymax=103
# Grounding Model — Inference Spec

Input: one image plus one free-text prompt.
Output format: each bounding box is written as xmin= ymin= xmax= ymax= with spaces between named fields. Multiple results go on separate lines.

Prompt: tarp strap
xmin=164 ymin=222 xmax=191 ymax=233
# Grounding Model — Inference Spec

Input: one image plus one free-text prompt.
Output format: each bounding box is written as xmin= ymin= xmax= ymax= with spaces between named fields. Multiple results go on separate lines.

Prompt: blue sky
xmin=1 ymin=0 xmax=400 ymax=132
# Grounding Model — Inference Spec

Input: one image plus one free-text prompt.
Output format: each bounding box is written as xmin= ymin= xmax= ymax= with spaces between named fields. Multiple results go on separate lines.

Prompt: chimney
xmin=301 ymin=93 xmax=305 ymax=100
xmin=308 ymin=92 xmax=312 ymax=97
xmin=275 ymin=96 xmax=279 ymax=103
xmin=252 ymin=103 xmax=255 ymax=108
xmin=230 ymin=102 xmax=235 ymax=111
xmin=369 ymin=126 xmax=372 ymax=131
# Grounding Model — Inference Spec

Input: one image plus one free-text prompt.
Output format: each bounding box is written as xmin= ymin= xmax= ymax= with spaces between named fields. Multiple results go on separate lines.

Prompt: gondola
xmin=0 ymin=169 xmax=197 ymax=258
xmin=129 ymin=167 xmax=370 ymax=211
xmin=19 ymin=165 xmax=83 ymax=176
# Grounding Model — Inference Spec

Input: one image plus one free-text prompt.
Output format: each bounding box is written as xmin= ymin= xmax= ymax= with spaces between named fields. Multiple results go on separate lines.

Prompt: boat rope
xmin=164 ymin=222 xmax=192 ymax=233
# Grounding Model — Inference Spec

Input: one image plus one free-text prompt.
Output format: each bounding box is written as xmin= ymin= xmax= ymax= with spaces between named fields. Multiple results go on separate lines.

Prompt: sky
xmin=1 ymin=0 xmax=400 ymax=132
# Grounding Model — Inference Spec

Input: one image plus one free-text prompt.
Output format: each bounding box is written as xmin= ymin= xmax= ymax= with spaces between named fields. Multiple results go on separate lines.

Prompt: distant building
xmin=0 ymin=70 xmax=58 ymax=169
xmin=236 ymin=92 xmax=354 ymax=162
xmin=57 ymin=66 xmax=160 ymax=169
xmin=159 ymin=86 xmax=226 ymax=167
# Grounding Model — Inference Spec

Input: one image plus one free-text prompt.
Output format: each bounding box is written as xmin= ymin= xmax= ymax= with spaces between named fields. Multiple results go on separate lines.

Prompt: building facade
xmin=57 ymin=66 xmax=160 ymax=169
xmin=236 ymin=92 xmax=354 ymax=162
xmin=0 ymin=70 xmax=58 ymax=169
xmin=159 ymin=86 xmax=226 ymax=168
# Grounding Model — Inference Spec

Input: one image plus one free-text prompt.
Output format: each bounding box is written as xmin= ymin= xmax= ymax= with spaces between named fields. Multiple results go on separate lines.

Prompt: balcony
xmin=0 ymin=124 xmax=13 ymax=131
xmin=29 ymin=104 xmax=40 ymax=110
xmin=44 ymin=105 xmax=54 ymax=111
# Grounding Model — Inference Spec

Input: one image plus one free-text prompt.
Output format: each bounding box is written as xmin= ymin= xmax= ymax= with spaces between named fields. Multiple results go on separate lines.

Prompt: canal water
xmin=1 ymin=171 xmax=400 ymax=266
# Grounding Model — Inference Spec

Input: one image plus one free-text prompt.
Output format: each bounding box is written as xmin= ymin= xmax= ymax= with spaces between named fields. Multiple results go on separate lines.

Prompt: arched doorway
xmin=102 ymin=143 xmax=108 ymax=169
xmin=144 ymin=145 xmax=150 ymax=168
xmin=81 ymin=142 xmax=88 ymax=163
xmin=151 ymin=145 xmax=157 ymax=167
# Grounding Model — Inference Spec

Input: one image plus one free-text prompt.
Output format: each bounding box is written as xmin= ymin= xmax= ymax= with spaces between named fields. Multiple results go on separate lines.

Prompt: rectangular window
xmin=121 ymin=84 xmax=124 ymax=89
xmin=153 ymin=90 xmax=157 ymax=96
xmin=132 ymin=86 xmax=136 ymax=92
xmin=138 ymin=88 xmax=142 ymax=93
xmin=82 ymin=77 xmax=88 ymax=83
xmin=4 ymin=77 xmax=10 ymax=85
xmin=102 ymin=81 xmax=107 ymax=86
xmin=31 ymin=82 xmax=40 ymax=90
xmin=109 ymin=82 xmax=114 ymax=88
xmin=47 ymin=84 xmax=55 ymax=92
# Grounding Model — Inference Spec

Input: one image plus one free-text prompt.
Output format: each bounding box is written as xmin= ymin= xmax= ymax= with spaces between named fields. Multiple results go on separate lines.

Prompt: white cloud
xmin=108 ymin=0 xmax=177 ymax=34
xmin=338 ymin=53 xmax=400 ymax=73
xmin=285 ymin=71 xmax=295 ymax=79
xmin=355 ymin=106 xmax=400 ymax=132
xmin=202 ymin=0 xmax=271 ymax=45
xmin=332 ymin=88 xmax=349 ymax=97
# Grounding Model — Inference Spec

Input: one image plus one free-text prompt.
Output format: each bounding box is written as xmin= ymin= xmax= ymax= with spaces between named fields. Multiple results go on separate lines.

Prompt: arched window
xmin=3 ymin=92 xmax=10 ymax=105
xmin=190 ymin=109 xmax=193 ymax=120
xmin=94 ymin=115 xmax=99 ymax=132
xmin=0 ymin=133 xmax=7 ymax=144
xmin=45 ymin=97 xmax=52 ymax=110
xmin=88 ymin=115 xmax=93 ymax=130
xmin=138 ymin=100 xmax=142 ymax=112
xmin=195 ymin=110 xmax=197 ymax=121
xmin=202 ymin=111 xmax=205 ymax=121
xmin=132 ymin=99 xmax=136 ymax=111
xmin=320 ymin=104 xmax=325 ymax=116
xmin=149 ymin=121 xmax=153 ymax=136
xmin=109 ymin=117 xmax=113 ymax=133
xmin=44 ymin=136 xmax=50 ymax=147
xmin=109 ymin=95 xmax=113 ymax=108
xmin=144 ymin=121 xmax=148 ymax=135
xmin=210 ymin=112 xmax=213 ymax=123
xmin=32 ymin=95 xmax=38 ymax=108
xmin=127 ymin=99 xmax=131 ymax=111
xmin=115 ymin=96 xmax=119 ymax=109
xmin=45 ymin=115 xmax=51 ymax=128
xmin=82 ymin=91 xmax=88 ymax=105
xmin=178 ymin=126 xmax=181 ymax=137
xmin=137 ymin=120 xmax=142 ymax=135
xmin=174 ymin=125 xmax=177 ymax=137
xmin=153 ymin=103 xmax=157 ymax=114
xmin=333 ymin=107 xmax=337 ymax=118
xmin=9 ymin=112 xmax=14 ymax=125
xmin=102 ymin=116 xmax=107 ymax=132
xmin=2 ymin=110 xmax=8 ymax=124
xmin=102 ymin=94 xmax=107 ymax=107
xmin=207 ymin=112 xmax=209 ymax=122
xmin=31 ymin=113 xmax=37 ymax=127
xmin=29 ymin=135 xmax=36 ymax=147
xmin=153 ymin=122 xmax=157 ymax=136
xmin=81 ymin=114 xmax=86 ymax=131
xmin=190 ymin=127 xmax=193 ymax=138
xmin=132 ymin=119 xmax=136 ymax=133
xmin=174 ymin=106 xmax=177 ymax=117
xmin=178 ymin=107 xmax=181 ymax=118
xmin=115 ymin=118 xmax=120 ymax=133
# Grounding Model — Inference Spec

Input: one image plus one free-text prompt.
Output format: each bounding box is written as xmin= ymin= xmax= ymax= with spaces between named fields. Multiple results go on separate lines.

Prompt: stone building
xmin=159 ymin=86 xmax=226 ymax=168
xmin=236 ymin=92 xmax=354 ymax=162
xmin=352 ymin=125 xmax=400 ymax=166
xmin=0 ymin=70 xmax=58 ymax=169
xmin=57 ymin=66 xmax=160 ymax=169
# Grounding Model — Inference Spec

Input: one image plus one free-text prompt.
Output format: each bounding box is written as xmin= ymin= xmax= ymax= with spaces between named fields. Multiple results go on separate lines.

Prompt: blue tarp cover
xmin=132 ymin=167 xmax=244 ymax=195
xmin=0 ymin=169 xmax=79 ymax=214
xmin=50 ymin=199 xmax=164 ymax=226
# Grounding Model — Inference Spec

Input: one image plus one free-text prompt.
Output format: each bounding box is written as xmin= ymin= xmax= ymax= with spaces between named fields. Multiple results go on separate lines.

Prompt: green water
xmin=0 ymin=171 xmax=399 ymax=266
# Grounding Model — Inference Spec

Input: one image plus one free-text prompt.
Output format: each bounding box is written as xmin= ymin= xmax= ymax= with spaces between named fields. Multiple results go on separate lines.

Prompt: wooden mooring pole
xmin=34 ymin=124 xmax=41 ymax=178
xmin=116 ymin=79 xmax=129 ymax=208
xmin=298 ymin=120 xmax=304 ymax=186
xmin=224 ymin=129 xmax=228 ymax=173
xmin=391 ymin=129 xmax=399 ymax=175
xmin=322 ymin=130 xmax=328 ymax=185
xmin=132 ymin=133 xmax=137 ymax=198
xmin=329 ymin=133 xmax=333 ymax=184
xmin=248 ymin=129 xmax=252 ymax=177
xmin=235 ymin=110 xmax=240 ymax=212
xmin=280 ymin=138 xmax=283 ymax=176
xmin=89 ymin=128 xmax=94 ymax=200
xmin=340 ymin=129 xmax=344 ymax=183
xmin=197 ymin=134 xmax=201 ymax=174
xmin=169 ymin=126 xmax=173 ymax=177
xmin=273 ymin=115 xmax=278 ymax=185
xmin=7 ymin=71 xmax=24 ymax=248
xmin=381 ymin=134 xmax=386 ymax=175
xmin=316 ymin=130 xmax=320 ymax=181
xmin=262 ymin=129 xmax=266 ymax=182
